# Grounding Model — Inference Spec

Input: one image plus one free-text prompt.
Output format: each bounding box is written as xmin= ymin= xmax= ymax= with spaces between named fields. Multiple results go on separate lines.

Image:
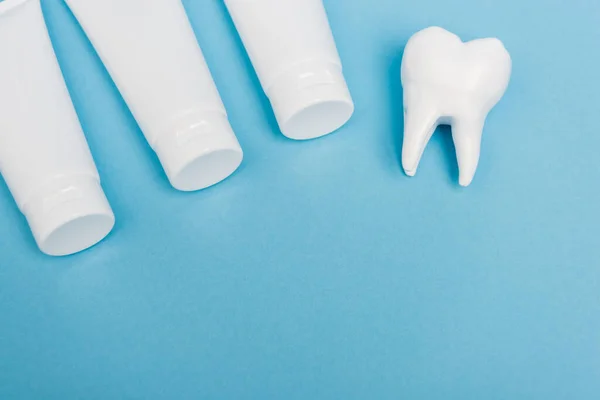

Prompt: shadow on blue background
xmin=0 ymin=0 xmax=599 ymax=399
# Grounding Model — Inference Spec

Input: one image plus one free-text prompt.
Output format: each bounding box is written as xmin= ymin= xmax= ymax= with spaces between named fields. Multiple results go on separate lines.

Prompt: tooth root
xmin=451 ymin=115 xmax=485 ymax=187
xmin=402 ymin=101 xmax=439 ymax=177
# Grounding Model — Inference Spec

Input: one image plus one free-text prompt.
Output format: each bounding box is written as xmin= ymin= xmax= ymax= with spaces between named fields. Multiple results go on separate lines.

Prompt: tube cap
xmin=267 ymin=60 xmax=354 ymax=140
xmin=22 ymin=175 xmax=115 ymax=256
xmin=153 ymin=112 xmax=244 ymax=191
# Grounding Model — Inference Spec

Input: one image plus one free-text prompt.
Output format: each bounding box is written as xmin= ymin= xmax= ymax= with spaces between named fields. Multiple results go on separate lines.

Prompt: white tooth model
xmin=0 ymin=0 xmax=115 ymax=256
xmin=401 ymin=27 xmax=512 ymax=186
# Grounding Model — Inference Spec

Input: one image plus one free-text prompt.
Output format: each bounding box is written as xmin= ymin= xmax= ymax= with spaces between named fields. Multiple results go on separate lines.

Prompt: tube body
xmin=0 ymin=0 xmax=114 ymax=256
xmin=225 ymin=0 xmax=354 ymax=140
xmin=65 ymin=0 xmax=243 ymax=191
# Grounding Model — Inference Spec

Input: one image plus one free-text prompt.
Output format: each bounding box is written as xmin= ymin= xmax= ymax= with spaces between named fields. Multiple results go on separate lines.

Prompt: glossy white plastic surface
xmin=225 ymin=0 xmax=354 ymax=140
xmin=0 ymin=0 xmax=115 ymax=256
xmin=401 ymin=27 xmax=512 ymax=186
xmin=65 ymin=0 xmax=243 ymax=191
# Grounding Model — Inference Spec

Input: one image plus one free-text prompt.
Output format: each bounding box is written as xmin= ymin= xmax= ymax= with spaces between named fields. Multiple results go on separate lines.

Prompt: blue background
xmin=1 ymin=0 xmax=599 ymax=398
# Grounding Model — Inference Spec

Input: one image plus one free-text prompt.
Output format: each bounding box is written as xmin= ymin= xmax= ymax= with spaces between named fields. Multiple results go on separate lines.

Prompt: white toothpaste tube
xmin=224 ymin=0 xmax=354 ymax=140
xmin=0 ymin=0 xmax=115 ymax=256
xmin=65 ymin=0 xmax=243 ymax=191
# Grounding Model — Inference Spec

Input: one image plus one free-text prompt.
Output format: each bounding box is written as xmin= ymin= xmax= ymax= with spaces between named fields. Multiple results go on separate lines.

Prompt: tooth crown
xmin=400 ymin=26 xmax=512 ymax=186
xmin=402 ymin=27 xmax=511 ymax=114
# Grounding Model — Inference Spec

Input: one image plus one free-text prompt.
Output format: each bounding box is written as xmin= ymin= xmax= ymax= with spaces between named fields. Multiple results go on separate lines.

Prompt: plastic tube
xmin=0 ymin=0 xmax=115 ymax=256
xmin=224 ymin=0 xmax=354 ymax=140
xmin=65 ymin=0 xmax=243 ymax=191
